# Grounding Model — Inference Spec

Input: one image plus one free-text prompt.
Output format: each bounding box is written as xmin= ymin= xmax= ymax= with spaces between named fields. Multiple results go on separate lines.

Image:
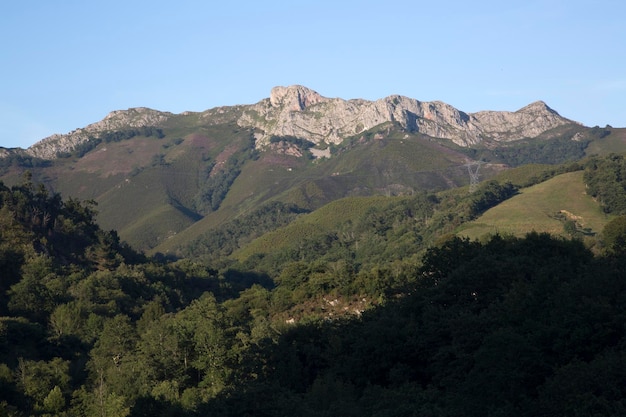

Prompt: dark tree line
xmin=468 ymin=180 xmax=518 ymax=218
xmin=183 ymin=201 xmax=309 ymax=260
xmin=491 ymin=136 xmax=590 ymax=167
xmin=192 ymin=138 xmax=258 ymax=215
xmin=584 ymin=153 xmax=626 ymax=214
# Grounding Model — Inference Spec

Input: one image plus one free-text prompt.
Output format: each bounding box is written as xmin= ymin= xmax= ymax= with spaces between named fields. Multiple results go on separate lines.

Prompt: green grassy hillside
xmin=224 ymin=169 xmax=611 ymax=281
xmin=232 ymin=195 xmax=395 ymax=261
xmin=458 ymin=170 xmax=610 ymax=240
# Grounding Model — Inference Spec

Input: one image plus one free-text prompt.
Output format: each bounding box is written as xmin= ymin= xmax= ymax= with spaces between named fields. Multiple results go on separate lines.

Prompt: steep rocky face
xmin=269 ymin=85 xmax=327 ymax=110
xmin=238 ymin=85 xmax=576 ymax=147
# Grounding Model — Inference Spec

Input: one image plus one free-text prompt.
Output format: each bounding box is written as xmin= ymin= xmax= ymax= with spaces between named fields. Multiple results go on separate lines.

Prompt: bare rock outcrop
xmin=269 ymin=85 xmax=326 ymax=110
xmin=238 ymin=85 xmax=575 ymax=148
xmin=471 ymin=101 xmax=567 ymax=141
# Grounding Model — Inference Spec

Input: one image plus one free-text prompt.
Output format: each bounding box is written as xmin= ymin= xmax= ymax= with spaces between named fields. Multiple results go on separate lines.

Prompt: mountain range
xmin=0 ymin=85 xmax=622 ymax=254
xmin=4 ymin=85 xmax=577 ymax=160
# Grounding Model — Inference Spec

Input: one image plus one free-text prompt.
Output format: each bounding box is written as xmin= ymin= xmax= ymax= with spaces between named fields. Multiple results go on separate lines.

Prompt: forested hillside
xmin=2 ymin=153 xmax=626 ymax=416
xmin=584 ymin=153 xmax=626 ymax=215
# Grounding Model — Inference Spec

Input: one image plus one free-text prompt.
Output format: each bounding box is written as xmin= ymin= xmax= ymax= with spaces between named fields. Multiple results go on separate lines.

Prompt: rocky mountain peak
xmin=269 ymin=85 xmax=327 ymax=111
xmin=470 ymin=101 xmax=574 ymax=141
xmin=516 ymin=100 xmax=559 ymax=115
xmin=95 ymin=107 xmax=172 ymax=130
xmin=239 ymin=87 xmax=576 ymax=148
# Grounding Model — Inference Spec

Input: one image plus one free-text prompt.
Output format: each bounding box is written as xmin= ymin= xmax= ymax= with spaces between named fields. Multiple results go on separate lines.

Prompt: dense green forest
xmin=2 ymin=154 xmax=626 ymax=416
xmin=584 ymin=153 xmax=626 ymax=214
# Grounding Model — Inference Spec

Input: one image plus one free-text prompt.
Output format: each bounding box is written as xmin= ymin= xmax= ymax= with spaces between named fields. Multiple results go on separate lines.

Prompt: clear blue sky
xmin=2 ymin=0 xmax=624 ymax=149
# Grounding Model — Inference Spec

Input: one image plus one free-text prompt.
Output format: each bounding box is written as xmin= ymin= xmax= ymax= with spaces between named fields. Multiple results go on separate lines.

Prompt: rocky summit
xmin=241 ymin=85 xmax=575 ymax=148
xmin=4 ymin=85 xmax=576 ymax=160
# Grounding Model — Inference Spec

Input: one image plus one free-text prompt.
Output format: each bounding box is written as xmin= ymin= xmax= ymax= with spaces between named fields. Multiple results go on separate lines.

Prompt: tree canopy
xmin=1 ymin=169 xmax=626 ymax=416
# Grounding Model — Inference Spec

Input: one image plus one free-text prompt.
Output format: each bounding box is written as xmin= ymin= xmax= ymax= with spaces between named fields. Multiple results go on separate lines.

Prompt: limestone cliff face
xmin=25 ymin=108 xmax=173 ymax=159
xmin=238 ymin=85 xmax=575 ymax=147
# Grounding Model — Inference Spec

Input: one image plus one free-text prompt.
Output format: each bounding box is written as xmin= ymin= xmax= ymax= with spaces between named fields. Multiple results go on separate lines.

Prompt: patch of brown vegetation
xmin=209 ymin=144 xmax=240 ymax=177
xmin=560 ymin=209 xmax=584 ymax=224
xmin=267 ymin=142 xmax=303 ymax=157
xmin=73 ymin=138 xmax=163 ymax=177
xmin=185 ymin=133 xmax=216 ymax=151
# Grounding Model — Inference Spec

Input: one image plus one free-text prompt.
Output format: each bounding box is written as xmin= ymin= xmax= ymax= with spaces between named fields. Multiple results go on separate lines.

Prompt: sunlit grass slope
xmin=458 ymin=171 xmax=610 ymax=240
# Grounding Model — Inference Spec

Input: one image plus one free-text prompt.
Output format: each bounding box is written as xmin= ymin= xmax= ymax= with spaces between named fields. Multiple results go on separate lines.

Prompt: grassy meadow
xmin=458 ymin=170 xmax=610 ymax=240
